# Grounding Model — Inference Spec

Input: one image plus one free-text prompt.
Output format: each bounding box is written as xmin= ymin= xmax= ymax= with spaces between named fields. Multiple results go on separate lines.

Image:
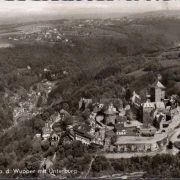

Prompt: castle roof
xmin=103 ymin=102 xmax=118 ymax=115
xmin=151 ymin=80 xmax=165 ymax=89
xmin=104 ymin=107 xmax=118 ymax=115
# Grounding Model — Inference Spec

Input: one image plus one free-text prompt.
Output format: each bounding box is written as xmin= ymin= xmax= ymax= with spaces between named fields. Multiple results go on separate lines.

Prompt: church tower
xmin=150 ymin=74 xmax=166 ymax=102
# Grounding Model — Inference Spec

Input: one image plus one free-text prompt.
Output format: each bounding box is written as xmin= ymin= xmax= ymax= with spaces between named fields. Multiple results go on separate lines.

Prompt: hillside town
xmin=7 ymin=20 xmax=94 ymax=44
xmin=28 ymin=74 xmax=180 ymax=168
xmin=1 ymin=6 xmax=180 ymax=178
xmin=5 ymin=74 xmax=56 ymax=126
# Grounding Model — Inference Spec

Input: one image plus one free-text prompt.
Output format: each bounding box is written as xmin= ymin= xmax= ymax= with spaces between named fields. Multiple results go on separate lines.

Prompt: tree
xmin=92 ymin=156 xmax=111 ymax=172
xmin=32 ymin=142 xmax=42 ymax=154
xmin=167 ymin=141 xmax=173 ymax=149
xmin=54 ymin=104 xmax=61 ymax=112
xmin=47 ymin=107 xmax=55 ymax=115
xmin=44 ymin=147 xmax=55 ymax=158
xmin=41 ymin=140 xmax=49 ymax=151
xmin=25 ymin=154 xmax=41 ymax=177
xmin=111 ymin=160 xmax=125 ymax=171
xmin=0 ymin=153 xmax=6 ymax=167
xmin=0 ymin=83 xmax=5 ymax=92
xmin=82 ymin=108 xmax=91 ymax=120
xmin=144 ymin=60 xmax=161 ymax=72
xmin=62 ymin=103 xmax=70 ymax=112
xmin=63 ymin=115 xmax=73 ymax=126
xmin=41 ymin=111 xmax=50 ymax=121
xmin=126 ymin=109 xmax=134 ymax=121
xmin=111 ymin=135 xmax=117 ymax=145
xmin=33 ymin=117 xmax=45 ymax=131
xmin=125 ymin=88 xmax=131 ymax=101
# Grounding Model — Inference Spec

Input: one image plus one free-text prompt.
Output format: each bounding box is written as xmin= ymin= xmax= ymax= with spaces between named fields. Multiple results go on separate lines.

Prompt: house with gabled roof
xmin=73 ymin=125 xmax=94 ymax=145
xmin=52 ymin=121 xmax=64 ymax=135
xmin=131 ymin=91 xmax=142 ymax=107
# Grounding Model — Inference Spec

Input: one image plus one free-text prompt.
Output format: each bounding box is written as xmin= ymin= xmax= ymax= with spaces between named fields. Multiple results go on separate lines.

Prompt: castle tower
xmin=104 ymin=103 xmax=118 ymax=125
xmin=150 ymin=74 xmax=166 ymax=102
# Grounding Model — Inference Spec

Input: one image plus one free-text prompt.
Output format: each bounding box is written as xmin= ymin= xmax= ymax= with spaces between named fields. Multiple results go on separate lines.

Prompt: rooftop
xmin=151 ymin=80 xmax=166 ymax=89
xmin=74 ymin=128 xmax=94 ymax=140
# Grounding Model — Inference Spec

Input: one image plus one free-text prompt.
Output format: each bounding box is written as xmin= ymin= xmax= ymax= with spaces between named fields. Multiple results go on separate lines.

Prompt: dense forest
xmin=0 ymin=33 xmax=179 ymax=131
xmin=0 ymin=42 xmax=180 ymax=131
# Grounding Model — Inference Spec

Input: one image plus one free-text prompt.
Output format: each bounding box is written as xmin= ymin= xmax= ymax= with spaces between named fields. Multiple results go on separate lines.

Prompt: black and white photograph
xmin=0 ymin=0 xmax=180 ymax=178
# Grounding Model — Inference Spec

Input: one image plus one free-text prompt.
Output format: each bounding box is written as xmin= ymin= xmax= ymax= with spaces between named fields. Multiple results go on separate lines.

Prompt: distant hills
xmin=1 ymin=10 xmax=180 ymax=25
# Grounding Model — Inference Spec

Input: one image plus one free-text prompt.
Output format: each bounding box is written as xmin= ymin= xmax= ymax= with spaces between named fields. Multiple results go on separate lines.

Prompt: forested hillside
xmin=0 ymin=13 xmax=180 ymax=178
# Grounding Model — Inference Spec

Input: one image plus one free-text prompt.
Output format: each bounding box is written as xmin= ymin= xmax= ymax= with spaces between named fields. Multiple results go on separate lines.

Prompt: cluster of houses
xmin=7 ymin=19 xmax=130 ymax=46
xmin=10 ymin=25 xmax=74 ymax=45
xmin=11 ymin=77 xmax=56 ymax=122
xmin=12 ymin=90 xmax=41 ymax=118
xmin=34 ymin=75 xmax=180 ymax=154
xmin=43 ymin=68 xmax=68 ymax=82
xmin=37 ymin=107 xmax=106 ymax=147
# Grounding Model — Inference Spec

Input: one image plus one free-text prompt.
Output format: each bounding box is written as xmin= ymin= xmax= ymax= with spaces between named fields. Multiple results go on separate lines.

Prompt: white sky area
xmin=1 ymin=0 xmax=180 ymax=17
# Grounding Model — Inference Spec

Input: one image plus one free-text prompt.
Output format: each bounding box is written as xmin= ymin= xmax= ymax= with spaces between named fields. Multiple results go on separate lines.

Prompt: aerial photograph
xmin=0 ymin=0 xmax=180 ymax=179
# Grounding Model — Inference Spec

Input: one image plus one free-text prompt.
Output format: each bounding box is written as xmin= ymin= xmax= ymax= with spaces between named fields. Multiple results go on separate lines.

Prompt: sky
xmin=1 ymin=0 xmax=180 ymax=19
